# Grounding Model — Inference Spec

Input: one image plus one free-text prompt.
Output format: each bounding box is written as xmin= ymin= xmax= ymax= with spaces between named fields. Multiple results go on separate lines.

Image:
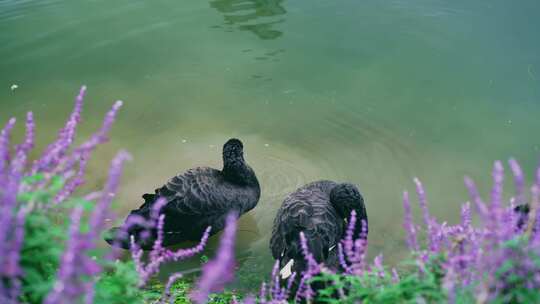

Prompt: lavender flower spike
xmin=10 ymin=112 xmax=35 ymax=181
xmin=4 ymin=206 xmax=30 ymax=277
xmin=536 ymin=163 xmax=540 ymax=188
xmin=242 ymin=295 xmax=256 ymax=304
xmin=402 ymin=191 xmax=419 ymax=252
xmin=33 ymin=86 xmax=85 ymax=173
xmin=88 ymin=150 xmax=132 ymax=241
xmin=2 ymin=204 xmax=31 ymax=302
xmin=464 ymin=176 xmax=488 ymax=219
xmin=460 ymin=202 xmax=471 ymax=230
xmin=491 ymin=161 xmax=504 ymax=209
xmin=508 ymin=158 xmax=525 ymax=204
xmin=372 ymin=254 xmax=385 ymax=279
xmin=413 ymin=178 xmax=431 ymax=228
xmin=337 ymin=243 xmax=352 ymax=274
xmin=161 ymin=272 xmax=184 ymax=304
xmin=0 ymin=117 xmax=16 ymax=184
xmin=45 ymin=151 xmax=131 ymax=304
xmin=76 ymin=100 xmax=123 ymax=153
xmin=55 ymin=100 xmax=124 ymax=203
xmin=391 ymin=268 xmax=400 ymax=283
xmin=0 ymin=118 xmax=17 ymax=272
xmin=20 ymin=112 xmax=35 ymax=153
xmin=191 ymin=212 xmax=238 ymax=304
xmin=44 ymin=205 xmax=84 ymax=304
xmin=414 ymin=177 xmax=438 ymax=252
xmin=299 ymin=231 xmax=321 ymax=274
xmin=131 ymin=224 xmax=212 ymax=286
xmin=343 ymin=209 xmax=358 ymax=259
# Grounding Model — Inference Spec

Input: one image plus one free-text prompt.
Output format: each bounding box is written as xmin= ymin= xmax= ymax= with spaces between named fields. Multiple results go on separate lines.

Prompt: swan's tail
xmin=103 ymin=194 xmax=159 ymax=250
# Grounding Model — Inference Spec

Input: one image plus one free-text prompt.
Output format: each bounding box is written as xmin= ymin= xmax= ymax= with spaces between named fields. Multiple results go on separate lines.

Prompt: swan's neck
xmin=223 ymin=157 xmax=258 ymax=186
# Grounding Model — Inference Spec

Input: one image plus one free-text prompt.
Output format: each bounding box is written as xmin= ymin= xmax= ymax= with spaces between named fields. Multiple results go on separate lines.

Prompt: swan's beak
xmin=280 ymin=259 xmax=294 ymax=280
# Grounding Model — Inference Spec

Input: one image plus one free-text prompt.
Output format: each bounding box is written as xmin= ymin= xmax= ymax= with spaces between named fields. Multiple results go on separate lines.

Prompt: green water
xmin=1 ymin=0 xmax=539 ymax=289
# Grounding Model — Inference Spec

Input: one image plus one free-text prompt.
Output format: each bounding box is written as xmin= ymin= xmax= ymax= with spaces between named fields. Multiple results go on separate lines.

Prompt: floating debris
xmin=10 ymin=84 xmax=18 ymax=91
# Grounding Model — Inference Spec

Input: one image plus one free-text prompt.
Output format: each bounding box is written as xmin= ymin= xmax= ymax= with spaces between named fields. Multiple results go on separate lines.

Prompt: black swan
xmin=269 ymin=181 xmax=368 ymax=280
xmin=106 ymin=138 xmax=260 ymax=249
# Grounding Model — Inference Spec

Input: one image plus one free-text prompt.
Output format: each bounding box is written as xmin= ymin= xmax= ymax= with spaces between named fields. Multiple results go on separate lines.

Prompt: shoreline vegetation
xmin=1 ymin=87 xmax=540 ymax=303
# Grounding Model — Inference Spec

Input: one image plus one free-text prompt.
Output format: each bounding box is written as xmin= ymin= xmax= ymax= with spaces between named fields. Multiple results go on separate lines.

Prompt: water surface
xmin=1 ymin=0 xmax=539 ymax=289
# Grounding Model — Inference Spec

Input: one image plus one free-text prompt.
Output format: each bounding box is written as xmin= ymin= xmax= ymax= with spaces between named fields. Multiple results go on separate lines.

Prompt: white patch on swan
xmin=280 ymin=259 xmax=294 ymax=279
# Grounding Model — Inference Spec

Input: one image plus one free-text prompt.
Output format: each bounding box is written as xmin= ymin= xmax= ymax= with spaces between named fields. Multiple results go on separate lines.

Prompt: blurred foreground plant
xmin=286 ymin=159 xmax=540 ymax=303
xmin=0 ymin=87 xmax=245 ymax=304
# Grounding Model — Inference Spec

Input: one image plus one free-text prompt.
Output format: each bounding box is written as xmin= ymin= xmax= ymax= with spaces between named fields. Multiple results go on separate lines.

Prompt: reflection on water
xmin=210 ymin=0 xmax=286 ymax=40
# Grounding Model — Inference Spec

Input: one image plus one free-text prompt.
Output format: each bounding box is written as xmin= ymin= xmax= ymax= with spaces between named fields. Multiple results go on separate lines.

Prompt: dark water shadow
xmin=210 ymin=0 xmax=287 ymax=40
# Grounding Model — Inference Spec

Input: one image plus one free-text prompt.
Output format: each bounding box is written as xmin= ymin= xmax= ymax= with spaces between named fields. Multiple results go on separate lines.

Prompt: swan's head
xmin=330 ymin=183 xmax=365 ymax=220
xmin=223 ymin=138 xmax=244 ymax=160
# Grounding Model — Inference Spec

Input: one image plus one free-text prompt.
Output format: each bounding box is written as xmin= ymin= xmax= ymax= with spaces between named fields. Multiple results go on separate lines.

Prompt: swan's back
xmin=270 ymin=181 xmax=344 ymax=266
xmin=159 ymin=167 xmax=260 ymax=215
xmin=133 ymin=166 xmax=259 ymax=242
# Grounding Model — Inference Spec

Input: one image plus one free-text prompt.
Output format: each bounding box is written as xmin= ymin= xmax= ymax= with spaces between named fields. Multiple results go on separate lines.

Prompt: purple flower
xmin=464 ymin=176 xmax=488 ymax=219
xmin=460 ymin=202 xmax=471 ymax=230
xmin=402 ymin=191 xmax=419 ymax=252
xmin=161 ymin=272 xmax=184 ymax=304
xmin=257 ymin=262 xmax=296 ymax=304
xmin=299 ymin=232 xmax=321 ymax=275
xmin=391 ymin=268 xmax=400 ymax=283
xmin=45 ymin=151 xmax=131 ymax=304
xmin=191 ymin=212 xmax=238 ymax=304
xmin=490 ymin=161 xmax=505 ymax=212
xmin=44 ymin=205 xmax=85 ymax=304
xmin=32 ymin=86 xmax=86 ymax=174
xmin=55 ymin=100 xmax=124 ymax=203
xmin=129 ymin=203 xmax=212 ymax=286
xmin=338 ymin=211 xmax=368 ymax=276
xmin=0 ymin=118 xmax=18 ymax=282
xmin=372 ymin=254 xmax=385 ymax=279
xmin=0 ymin=117 xmax=17 ymax=181
xmin=1 ymin=87 xmax=126 ymax=303
xmin=508 ymin=158 xmax=525 ymax=204
xmin=88 ymin=150 xmax=131 ymax=242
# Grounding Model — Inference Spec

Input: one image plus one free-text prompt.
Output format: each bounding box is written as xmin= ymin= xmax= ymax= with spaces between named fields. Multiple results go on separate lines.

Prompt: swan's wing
xmin=270 ymin=197 xmax=315 ymax=260
xmin=270 ymin=185 xmax=344 ymax=264
xmin=159 ymin=167 xmax=242 ymax=216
